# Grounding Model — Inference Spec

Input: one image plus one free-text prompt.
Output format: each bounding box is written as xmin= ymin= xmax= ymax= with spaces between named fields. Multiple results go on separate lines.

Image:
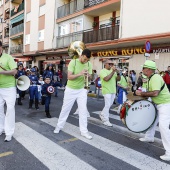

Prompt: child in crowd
xmin=38 ymin=76 xmax=44 ymax=104
xmin=41 ymin=76 xmax=62 ymax=118
xmin=28 ymin=68 xmax=40 ymax=110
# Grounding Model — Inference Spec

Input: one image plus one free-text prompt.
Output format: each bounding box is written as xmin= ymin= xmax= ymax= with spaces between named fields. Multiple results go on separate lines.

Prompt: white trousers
xmin=144 ymin=103 xmax=170 ymax=156
xmin=0 ymin=87 xmax=16 ymax=136
xmin=57 ymin=87 xmax=88 ymax=133
xmin=101 ymin=93 xmax=116 ymax=122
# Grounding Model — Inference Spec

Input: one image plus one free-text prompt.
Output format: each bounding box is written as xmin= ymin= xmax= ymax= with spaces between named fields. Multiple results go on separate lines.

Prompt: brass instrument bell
xmin=68 ymin=41 xmax=86 ymax=59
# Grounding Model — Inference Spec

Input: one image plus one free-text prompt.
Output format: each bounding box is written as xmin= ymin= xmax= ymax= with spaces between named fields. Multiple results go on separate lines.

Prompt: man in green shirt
xmin=136 ymin=60 xmax=170 ymax=161
xmin=0 ymin=41 xmax=17 ymax=142
xmin=99 ymin=60 xmax=120 ymax=126
xmin=54 ymin=49 xmax=93 ymax=139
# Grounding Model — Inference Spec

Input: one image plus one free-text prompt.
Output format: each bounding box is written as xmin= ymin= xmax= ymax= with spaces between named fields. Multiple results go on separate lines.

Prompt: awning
xmin=14 ymin=57 xmax=32 ymax=62
xmin=43 ymin=60 xmax=60 ymax=65
xmin=11 ymin=13 xmax=24 ymax=25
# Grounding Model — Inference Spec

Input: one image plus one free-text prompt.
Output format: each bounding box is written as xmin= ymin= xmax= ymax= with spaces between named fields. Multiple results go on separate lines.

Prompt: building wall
xmin=120 ymin=0 xmax=170 ymax=38
xmin=29 ymin=0 xmax=39 ymax=51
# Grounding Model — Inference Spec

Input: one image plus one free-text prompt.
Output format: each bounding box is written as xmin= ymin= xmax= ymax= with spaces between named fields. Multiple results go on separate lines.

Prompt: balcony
xmin=57 ymin=0 xmax=84 ymax=19
xmin=10 ymin=44 xmax=23 ymax=54
xmin=56 ymin=25 xmax=119 ymax=48
xmin=84 ymin=0 xmax=106 ymax=8
xmin=11 ymin=2 xmax=24 ymax=17
xmin=83 ymin=25 xmax=119 ymax=43
xmin=10 ymin=23 xmax=24 ymax=36
xmin=56 ymin=31 xmax=83 ymax=48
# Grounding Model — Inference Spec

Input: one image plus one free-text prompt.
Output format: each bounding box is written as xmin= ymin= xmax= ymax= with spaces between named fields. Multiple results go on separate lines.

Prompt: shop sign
xmin=46 ymin=56 xmax=61 ymax=60
xmin=92 ymin=47 xmax=146 ymax=57
xmin=153 ymin=48 xmax=170 ymax=53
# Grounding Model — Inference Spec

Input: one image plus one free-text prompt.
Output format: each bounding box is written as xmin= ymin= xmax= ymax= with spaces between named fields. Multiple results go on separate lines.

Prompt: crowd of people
xmin=0 ymin=40 xmax=170 ymax=161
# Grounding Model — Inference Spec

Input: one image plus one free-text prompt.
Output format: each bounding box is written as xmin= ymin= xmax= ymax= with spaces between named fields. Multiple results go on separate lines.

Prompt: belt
xmin=30 ymin=85 xmax=37 ymax=86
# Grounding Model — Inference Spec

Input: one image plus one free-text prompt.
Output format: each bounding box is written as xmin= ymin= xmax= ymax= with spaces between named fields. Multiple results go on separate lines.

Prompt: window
xmin=0 ymin=0 xmax=3 ymax=6
xmin=39 ymin=5 xmax=46 ymax=16
xmin=58 ymin=25 xmax=67 ymax=36
xmin=70 ymin=20 xmax=82 ymax=33
xmin=26 ymin=12 xmax=31 ymax=22
xmin=38 ymin=29 xmax=44 ymax=41
xmin=25 ymin=34 xmax=30 ymax=44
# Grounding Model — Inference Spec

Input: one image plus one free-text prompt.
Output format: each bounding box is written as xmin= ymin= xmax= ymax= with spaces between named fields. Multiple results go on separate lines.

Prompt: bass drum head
xmin=125 ymin=100 xmax=157 ymax=133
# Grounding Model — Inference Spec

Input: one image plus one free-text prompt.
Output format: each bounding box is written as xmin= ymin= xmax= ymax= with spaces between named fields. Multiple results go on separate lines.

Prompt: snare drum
xmin=120 ymin=99 xmax=157 ymax=133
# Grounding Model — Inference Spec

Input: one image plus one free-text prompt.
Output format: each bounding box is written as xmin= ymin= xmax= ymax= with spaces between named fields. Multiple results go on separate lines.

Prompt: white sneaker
xmin=160 ymin=154 xmax=170 ymax=161
xmin=139 ymin=138 xmax=154 ymax=143
xmin=54 ymin=127 xmax=60 ymax=134
xmin=73 ymin=110 xmax=79 ymax=115
xmin=81 ymin=132 xmax=92 ymax=140
xmin=99 ymin=114 xmax=104 ymax=122
xmin=4 ymin=135 xmax=12 ymax=142
xmin=103 ymin=121 xmax=113 ymax=127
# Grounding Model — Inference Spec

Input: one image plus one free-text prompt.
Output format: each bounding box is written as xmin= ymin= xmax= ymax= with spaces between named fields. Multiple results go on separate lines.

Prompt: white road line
xmin=13 ymin=122 xmax=96 ymax=170
xmin=41 ymin=118 xmax=170 ymax=170
xmin=92 ymin=110 xmax=160 ymax=132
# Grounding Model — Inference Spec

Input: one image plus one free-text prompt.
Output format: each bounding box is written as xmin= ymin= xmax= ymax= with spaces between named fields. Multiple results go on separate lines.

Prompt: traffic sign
xmin=145 ymin=41 xmax=151 ymax=53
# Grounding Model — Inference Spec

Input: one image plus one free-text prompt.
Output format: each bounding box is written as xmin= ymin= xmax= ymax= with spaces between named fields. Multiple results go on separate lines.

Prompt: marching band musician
xmin=0 ymin=41 xmax=17 ymax=142
xmin=16 ymin=62 xmax=26 ymax=105
xmin=117 ymin=69 xmax=129 ymax=114
xmin=41 ymin=76 xmax=62 ymax=118
xmin=136 ymin=60 xmax=170 ymax=161
xmin=54 ymin=49 xmax=93 ymax=140
xmin=28 ymin=68 xmax=40 ymax=110
xmin=99 ymin=60 xmax=121 ymax=126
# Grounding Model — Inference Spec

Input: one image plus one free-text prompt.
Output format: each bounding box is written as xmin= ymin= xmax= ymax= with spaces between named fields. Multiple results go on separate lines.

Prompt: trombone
xmin=157 ymin=68 xmax=165 ymax=77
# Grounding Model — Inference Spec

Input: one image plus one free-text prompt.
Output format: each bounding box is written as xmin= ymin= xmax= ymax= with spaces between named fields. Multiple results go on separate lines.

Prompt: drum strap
xmin=123 ymin=75 xmax=127 ymax=83
xmin=148 ymin=73 xmax=165 ymax=93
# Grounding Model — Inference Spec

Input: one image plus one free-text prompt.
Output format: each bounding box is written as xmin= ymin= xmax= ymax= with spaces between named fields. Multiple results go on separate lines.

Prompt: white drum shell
xmin=125 ymin=100 xmax=157 ymax=133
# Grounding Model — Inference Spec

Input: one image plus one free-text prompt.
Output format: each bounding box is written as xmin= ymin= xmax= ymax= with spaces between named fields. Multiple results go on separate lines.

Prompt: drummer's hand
xmin=135 ymin=90 xmax=142 ymax=96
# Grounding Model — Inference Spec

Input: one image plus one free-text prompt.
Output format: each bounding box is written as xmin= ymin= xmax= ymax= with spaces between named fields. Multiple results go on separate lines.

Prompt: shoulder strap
xmin=148 ymin=73 xmax=165 ymax=93
xmin=123 ymin=75 xmax=127 ymax=83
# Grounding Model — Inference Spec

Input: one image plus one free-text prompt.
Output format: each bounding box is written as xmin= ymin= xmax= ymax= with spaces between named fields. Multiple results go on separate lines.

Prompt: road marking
xmin=58 ymin=137 xmax=78 ymax=144
xmin=41 ymin=118 xmax=170 ymax=170
xmin=0 ymin=151 xmax=13 ymax=158
xmin=13 ymin=122 xmax=96 ymax=170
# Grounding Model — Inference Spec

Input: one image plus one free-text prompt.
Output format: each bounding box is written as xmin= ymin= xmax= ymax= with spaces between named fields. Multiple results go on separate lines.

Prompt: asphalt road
xmin=0 ymin=89 xmax=170 ymax=170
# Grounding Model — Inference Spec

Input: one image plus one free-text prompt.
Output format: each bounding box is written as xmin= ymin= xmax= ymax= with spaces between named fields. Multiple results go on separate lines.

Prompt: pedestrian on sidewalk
xmin=0 ymin=41 xmax=17 ymax=142
xmin=136 ymin=60 xmax=170 ymax=161
xmin=99 ymin=60 xmax=120 ymax=127
xmin=54 ymin=49 xmax=93 ymax=140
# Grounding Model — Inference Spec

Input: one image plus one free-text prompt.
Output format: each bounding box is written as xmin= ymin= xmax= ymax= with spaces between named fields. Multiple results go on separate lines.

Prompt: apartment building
xmin=0 ymin=0 xmax=10 ymax=53
xmin=24 ymin=0 xmax=56 ymax=73
xmin=45 ymin=0 xmax=170 ymax=74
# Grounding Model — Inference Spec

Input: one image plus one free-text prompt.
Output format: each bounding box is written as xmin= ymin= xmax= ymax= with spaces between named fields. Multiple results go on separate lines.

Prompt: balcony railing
xmin=84 ymin=0 xmax=106 ymax=8
xmin=11 ymin=2 xmax=24 ymax=17
xmin=10 ymin=44 xmax=23 ymax=54
xmin=57 ymin=0 xmax=84 ymax=19
xmin=56 ymin=31 xmax=83 ymax=48
xmin=10 ymin=23 xmax=24 ymax=36
xmin=83 ymin=25 xmax=119 ymax=43
xmin=56 ymin=25 xmax=119 ymax=48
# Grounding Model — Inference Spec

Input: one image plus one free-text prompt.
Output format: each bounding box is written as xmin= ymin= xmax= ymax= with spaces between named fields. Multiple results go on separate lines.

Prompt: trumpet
xmin=84 ymin=69 xmax=90 ymax=89
xmin=157 ymin=69 xmax=165 ymax=77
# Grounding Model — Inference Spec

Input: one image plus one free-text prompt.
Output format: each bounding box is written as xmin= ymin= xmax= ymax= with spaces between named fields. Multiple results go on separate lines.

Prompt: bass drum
xmin=120 ymin=100 xmax=157 ymax=133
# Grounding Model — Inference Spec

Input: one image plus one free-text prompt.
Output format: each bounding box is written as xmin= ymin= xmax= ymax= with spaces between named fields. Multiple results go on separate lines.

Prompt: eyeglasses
xmin=108 ymin=63 xmax=114 ymax=66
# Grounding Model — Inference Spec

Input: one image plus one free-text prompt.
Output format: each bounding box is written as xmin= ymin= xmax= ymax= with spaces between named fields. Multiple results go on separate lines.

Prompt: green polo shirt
xmin=117 ymin=75 xmax=128 ymax=88
xmin=0 ymin=53 xmax=17 ymax=88
xmin=148 ymin=74 xmax=170 ymax=105
xmin=67 ymin=59 xmax=92 ymax=89
xmin=100 ymin=68 xmax=117 ymax=95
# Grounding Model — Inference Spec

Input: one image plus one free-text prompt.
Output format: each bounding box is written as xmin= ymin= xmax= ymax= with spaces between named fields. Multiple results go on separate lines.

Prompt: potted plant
xmin=109 ymin=17 xmax=115 ymax=22
xmin=92 ymin=21 xmax=98 ymax=28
